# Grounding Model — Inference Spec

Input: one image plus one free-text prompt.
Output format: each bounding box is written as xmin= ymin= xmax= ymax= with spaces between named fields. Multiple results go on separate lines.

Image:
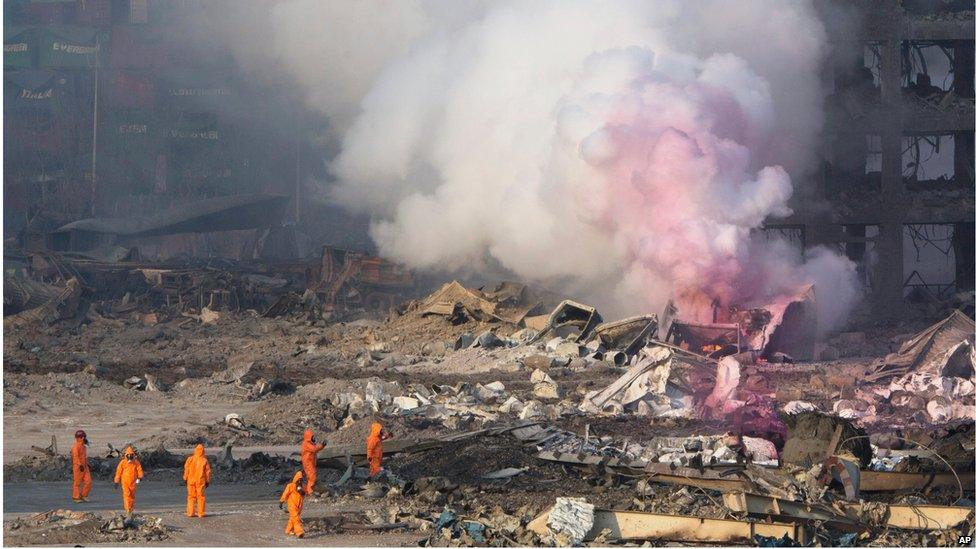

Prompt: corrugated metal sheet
xmin=54 ymin=193 xmax=289 ymax=237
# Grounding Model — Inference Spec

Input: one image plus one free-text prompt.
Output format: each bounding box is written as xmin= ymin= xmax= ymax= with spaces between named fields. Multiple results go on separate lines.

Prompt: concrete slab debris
xmin=392 ymin=396 xmax=420 ymax=410
xmin=532 ymin=381 xmax=561 ymax=400
xmin=544 ymin=497 xmax=594 ymax=546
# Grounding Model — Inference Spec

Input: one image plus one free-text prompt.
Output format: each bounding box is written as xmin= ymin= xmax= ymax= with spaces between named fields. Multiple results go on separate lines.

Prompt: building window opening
xmin=843 ymin=224 xmax=879 ymax=292
xmin=902 ymin=41 xmax=955 ymax=93
xmin=864 ymin=42 xmax=882 ymax=87
xmin=902 ymin=134 xmax=955 ymax=186
xmin=902 ymin=223 xmax=957 ymax=299
xmin=865 ymin=134 xmax=882 ymax=175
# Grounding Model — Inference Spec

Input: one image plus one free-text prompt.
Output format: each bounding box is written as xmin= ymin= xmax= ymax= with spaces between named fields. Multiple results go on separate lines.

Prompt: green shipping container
xmin=5 ymin=26 xmax=36 ymax=68
xmin=4 ymin=69 xmax=72 ymax=113
xmin=103 ymin=108 xmax=160 ymax=160
xmin=37 ymin=26 xmax=107 ymax=68
xmin=168 ymin=111 xmax=220 ymax=144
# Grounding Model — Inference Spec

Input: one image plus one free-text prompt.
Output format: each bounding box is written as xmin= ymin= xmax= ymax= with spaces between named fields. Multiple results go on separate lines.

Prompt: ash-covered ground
xmin=4 ymin=280 xmax=974 ymax=547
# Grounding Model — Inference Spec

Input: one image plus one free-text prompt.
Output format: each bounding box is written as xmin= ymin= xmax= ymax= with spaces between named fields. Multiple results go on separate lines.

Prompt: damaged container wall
xmin=667 ymin=321 xmax=740 ymax=355
xmin=870 ymin=310 xmax=976 ymax=379
xmin=762 ymin=293 xmax=817 ymax=361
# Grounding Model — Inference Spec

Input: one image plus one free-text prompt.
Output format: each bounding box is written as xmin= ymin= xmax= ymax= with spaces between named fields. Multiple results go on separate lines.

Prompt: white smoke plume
xmin=213 ymin=0 xmax=860 ymax=328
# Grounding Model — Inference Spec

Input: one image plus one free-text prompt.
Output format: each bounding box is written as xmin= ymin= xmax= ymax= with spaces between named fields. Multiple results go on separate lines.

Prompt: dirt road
xmin=3 ymin=481 xmax=420 ymax=546
xmin=3 ymin=481 xmax=280 ymax=514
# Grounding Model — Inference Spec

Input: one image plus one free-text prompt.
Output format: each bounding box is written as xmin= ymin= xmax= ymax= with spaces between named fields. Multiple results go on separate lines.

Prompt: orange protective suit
xmin=183 ymin=444 xmax=212 ymax=518
xmin=113 ymin=446 xmax=144 ymax=513
xmin=366 ymin=423 xmax=384 ymax=477
xmin=279 ymin=471 xmax=306 ymax=537
xmin=300 ymin=429 xmax=325 ymax=495
xmin=71 ymin=435 xmax=92 ymax=501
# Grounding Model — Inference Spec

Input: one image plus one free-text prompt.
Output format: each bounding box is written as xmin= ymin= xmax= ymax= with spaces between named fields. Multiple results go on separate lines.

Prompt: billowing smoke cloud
xmin=214 ymin=0 xmax=860 ymax=328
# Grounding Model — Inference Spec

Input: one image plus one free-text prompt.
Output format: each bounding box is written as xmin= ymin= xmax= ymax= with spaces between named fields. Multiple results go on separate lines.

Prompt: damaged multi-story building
xmin=4 ymin=0 xmax=371 ymax=257
xmin=3 ymin=0 xmax=402 ymax=313
xmin=780 ymin=0 xmax=974 ymax=317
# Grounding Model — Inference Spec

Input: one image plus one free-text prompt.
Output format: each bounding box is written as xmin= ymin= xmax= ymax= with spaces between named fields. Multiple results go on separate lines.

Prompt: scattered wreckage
xmin=421 ymin=281 xmax=543 ymax=326
xmin=4 ymin=247 xmax=415 ymax=332
xmin=4 ymin=252 xmax=974 ymax=546
xmin=386 ymin=301 xmax=973 ymax=546
xmin=5 ymin=509 xmax=169 ymax=544
xmin=521 ymin=417 xmax=973 ymax=545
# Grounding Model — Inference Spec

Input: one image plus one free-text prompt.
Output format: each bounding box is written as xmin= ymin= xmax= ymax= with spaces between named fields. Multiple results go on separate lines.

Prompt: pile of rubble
xmin=406 ymin=418 xmax=972 ymax=546
xmin=3 ymin=454 xmax=77 ymax=482
xmin=4 ymin=266 xmax=975 ymax=546
xmin=4 ymin=510 xmax=169 ymax=545
xmin=523 ymin=493 xmax=974 ymax=546
xmin=290 ymin=414 xmax=973 ymax=547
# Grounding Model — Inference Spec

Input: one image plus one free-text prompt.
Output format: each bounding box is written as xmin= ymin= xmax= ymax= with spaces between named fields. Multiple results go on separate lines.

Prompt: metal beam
xmin=528 ymin=506 xmax=806 ymax=544
xmin=859 ymin=470 xmax=975 ymax=492
xmin=724 ymin=491 xmax=973 ymax=532
xmin=722 ymin=492 xmax=864 ymax=531
xmin=842 ymin=503 xmax=973 ymax=530
xmin=643 ymin=462 xmax=748 ymax=492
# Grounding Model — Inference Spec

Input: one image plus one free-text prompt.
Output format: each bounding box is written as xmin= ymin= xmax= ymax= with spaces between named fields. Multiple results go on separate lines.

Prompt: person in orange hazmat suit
xmin=300 ymin=429 xmax=325 ymax=495
xmin=366 ymin=422 xmax=390 ymax=477
xmin=71 ymin=430 xmax=92 ymax=502
xmin=279 ymin=471 xmax=306 ymax=537
xmin=113 ymin=445 xmax=144 ymax=513
xmin=183 ymin=444 xmax=212 ymax=517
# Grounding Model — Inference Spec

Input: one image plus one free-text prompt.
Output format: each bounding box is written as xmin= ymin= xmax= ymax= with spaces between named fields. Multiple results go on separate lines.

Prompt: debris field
xmin=3 ymin=258 xmax=974 ymax=546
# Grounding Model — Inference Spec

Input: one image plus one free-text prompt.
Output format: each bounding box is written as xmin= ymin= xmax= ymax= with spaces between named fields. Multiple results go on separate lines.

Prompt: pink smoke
xmin=582 ymin=67 xmax=801 ymax=322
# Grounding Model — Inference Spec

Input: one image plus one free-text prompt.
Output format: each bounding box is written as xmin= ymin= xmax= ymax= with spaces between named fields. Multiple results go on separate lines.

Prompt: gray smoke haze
xmin=208 ymin=0 xmax=861 ymax=328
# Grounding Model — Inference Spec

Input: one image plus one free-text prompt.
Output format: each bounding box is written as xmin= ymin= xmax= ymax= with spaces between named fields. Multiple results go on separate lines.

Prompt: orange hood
xmin=369 ymin=423 xmax=383 ymax=438
xmin=194 ymin=444 xmax=205 ymax=457
xmin=303 ymin=429 xmax=314 ymax=443
xmin=123 ymin=445 xmax=136 ymax=459
xmin=291 ymin=470 xmax=304 ymax=484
